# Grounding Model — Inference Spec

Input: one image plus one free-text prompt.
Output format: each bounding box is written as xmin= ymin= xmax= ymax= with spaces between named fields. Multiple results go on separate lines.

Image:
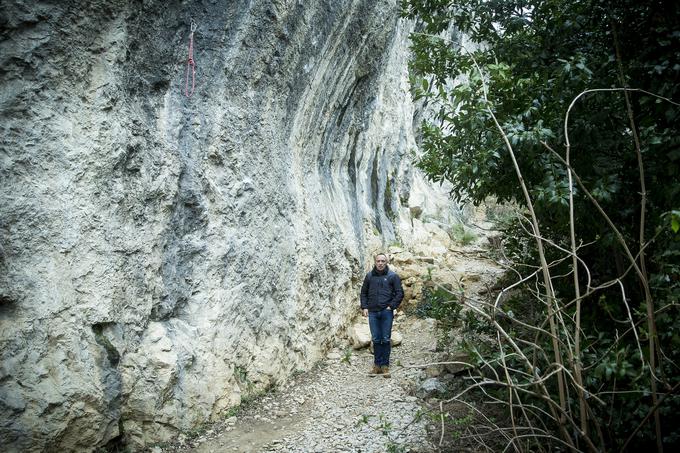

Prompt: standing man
xmin=360 ymin=253 xmax=404 ymax=377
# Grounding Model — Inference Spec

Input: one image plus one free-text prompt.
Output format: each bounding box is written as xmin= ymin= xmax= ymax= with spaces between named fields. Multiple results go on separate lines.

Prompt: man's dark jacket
xmin=360 ymin=265 xmax=404 ymax=312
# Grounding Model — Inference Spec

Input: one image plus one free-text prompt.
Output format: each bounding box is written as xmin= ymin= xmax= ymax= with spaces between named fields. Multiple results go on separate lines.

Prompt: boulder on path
xmin=443 ymin=351 xmax=473 ymax=375
xmin=416 ymin=377 xmax=447 ymax=398
xmin=347 ymin=322 xmax=403 ymax=348
xmin=347 ymin=322 xmax=371 ymax=349
xmin=391 ymin=330 xmax=403 ymax=346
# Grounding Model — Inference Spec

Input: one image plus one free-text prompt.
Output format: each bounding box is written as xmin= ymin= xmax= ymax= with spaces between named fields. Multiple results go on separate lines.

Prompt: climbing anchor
xmin=184 ymin=19 xmax=197 ymax=97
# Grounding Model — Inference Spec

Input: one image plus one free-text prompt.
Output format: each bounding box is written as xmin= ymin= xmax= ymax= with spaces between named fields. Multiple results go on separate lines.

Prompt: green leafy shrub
xmin=450 ymin=222 xmax=478 ymax=245
xmin=401 ymin=0 xmax=680 ymax=449
xmin=415 ymin=285 xmax=462 ymax=325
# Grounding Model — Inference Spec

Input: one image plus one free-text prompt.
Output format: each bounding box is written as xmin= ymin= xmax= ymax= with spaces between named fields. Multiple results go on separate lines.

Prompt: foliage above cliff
xmin=402 ymin=0 xmax=680 ymax=451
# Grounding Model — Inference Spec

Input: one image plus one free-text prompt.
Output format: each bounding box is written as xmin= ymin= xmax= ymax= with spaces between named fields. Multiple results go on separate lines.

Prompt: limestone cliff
xmin=0 ymin=0 xmax=452 ymax=450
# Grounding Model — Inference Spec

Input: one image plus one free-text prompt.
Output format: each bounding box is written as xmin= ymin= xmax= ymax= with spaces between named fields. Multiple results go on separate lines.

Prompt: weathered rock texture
xmin=0 ymin=0 xmax=457 ymax=450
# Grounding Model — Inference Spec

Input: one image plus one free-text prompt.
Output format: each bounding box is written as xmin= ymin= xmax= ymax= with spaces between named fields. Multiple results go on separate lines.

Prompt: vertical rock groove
xmin=0 ymin=0 xmax=429 ymax=449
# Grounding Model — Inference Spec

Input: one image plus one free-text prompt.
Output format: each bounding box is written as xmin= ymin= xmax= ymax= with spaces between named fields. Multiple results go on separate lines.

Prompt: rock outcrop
xmin=0 ymin=0 xmax=461 ymax=450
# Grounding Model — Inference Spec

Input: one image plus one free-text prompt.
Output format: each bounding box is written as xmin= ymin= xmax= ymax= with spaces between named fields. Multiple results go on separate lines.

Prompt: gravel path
xmin=166 ymin=229 xmax=504 ymax=453
xmin=172 ymin=316 xmax=439 ymax=453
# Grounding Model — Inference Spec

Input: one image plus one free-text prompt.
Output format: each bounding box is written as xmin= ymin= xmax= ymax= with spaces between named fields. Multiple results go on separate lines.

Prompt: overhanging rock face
xmin=0 ymin=0 xmax=434 ymax=449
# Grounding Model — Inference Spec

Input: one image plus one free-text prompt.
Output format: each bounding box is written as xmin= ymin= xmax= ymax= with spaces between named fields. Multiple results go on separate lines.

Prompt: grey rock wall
xmin=0 ymin=0 xmax=427 ymax=450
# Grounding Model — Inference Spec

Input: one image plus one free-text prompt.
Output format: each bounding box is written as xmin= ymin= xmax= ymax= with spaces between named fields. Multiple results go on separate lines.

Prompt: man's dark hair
xmin=375 ymin=253 xmax=388 ymax=260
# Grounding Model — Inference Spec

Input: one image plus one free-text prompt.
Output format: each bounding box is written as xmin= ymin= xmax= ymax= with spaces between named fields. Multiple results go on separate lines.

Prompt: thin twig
xmin=439 ymin=401 xmax=446 ymax=447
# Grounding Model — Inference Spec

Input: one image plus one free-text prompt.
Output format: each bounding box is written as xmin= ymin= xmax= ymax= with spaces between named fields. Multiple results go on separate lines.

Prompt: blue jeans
xmin=368 ymin=308 xmax=393 ymax=366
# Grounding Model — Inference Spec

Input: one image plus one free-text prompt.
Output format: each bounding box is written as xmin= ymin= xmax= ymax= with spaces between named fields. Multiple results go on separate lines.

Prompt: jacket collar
xmin=372 ymin=265 xmax=389 ymax=276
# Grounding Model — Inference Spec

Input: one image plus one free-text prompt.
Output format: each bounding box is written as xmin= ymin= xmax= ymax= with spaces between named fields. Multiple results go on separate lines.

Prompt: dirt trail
xmin=166 ymin=227 xmax=503 ymax=453
xmin=171 ymin=314 xmax=439 ymax=453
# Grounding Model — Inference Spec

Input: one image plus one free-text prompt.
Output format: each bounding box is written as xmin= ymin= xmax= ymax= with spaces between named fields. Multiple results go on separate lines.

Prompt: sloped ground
xmin=167 ymin=315 xmax=438 ymax=452
xmin=157 ymin=212 xmax=505 ymax=453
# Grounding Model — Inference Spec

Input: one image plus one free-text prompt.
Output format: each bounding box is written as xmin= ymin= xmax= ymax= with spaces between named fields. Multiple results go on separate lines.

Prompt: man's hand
xmin=362 ymin=309 xmax=368 ymax=317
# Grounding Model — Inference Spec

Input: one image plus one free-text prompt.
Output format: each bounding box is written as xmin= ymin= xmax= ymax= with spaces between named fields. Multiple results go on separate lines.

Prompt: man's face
xmin=375 ymin=255 xmax=387 ymax=271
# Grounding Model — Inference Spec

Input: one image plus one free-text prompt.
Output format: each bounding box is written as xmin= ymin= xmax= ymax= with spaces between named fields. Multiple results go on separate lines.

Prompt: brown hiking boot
xmin=368 ymin=365 xmax=382 ymax=377
xmin=381 ymin=366 xmax=391 ymax=378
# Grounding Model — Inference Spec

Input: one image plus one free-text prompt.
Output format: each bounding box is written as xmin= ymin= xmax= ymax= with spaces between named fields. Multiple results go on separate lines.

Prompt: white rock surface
xmin=0 ymin=0 xmax=462 ymax=450
xmin=348 ymin=322 xmax=372 ymax=350
xmin=391 ymin=330 xmax=403 ymax=346
xmin=347 ymin=321 xmax=402 ymax=349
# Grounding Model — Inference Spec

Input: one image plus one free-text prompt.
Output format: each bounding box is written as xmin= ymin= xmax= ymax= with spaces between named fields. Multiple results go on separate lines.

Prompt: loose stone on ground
xmin=172 ymin=316 xmax=439 ymax=453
